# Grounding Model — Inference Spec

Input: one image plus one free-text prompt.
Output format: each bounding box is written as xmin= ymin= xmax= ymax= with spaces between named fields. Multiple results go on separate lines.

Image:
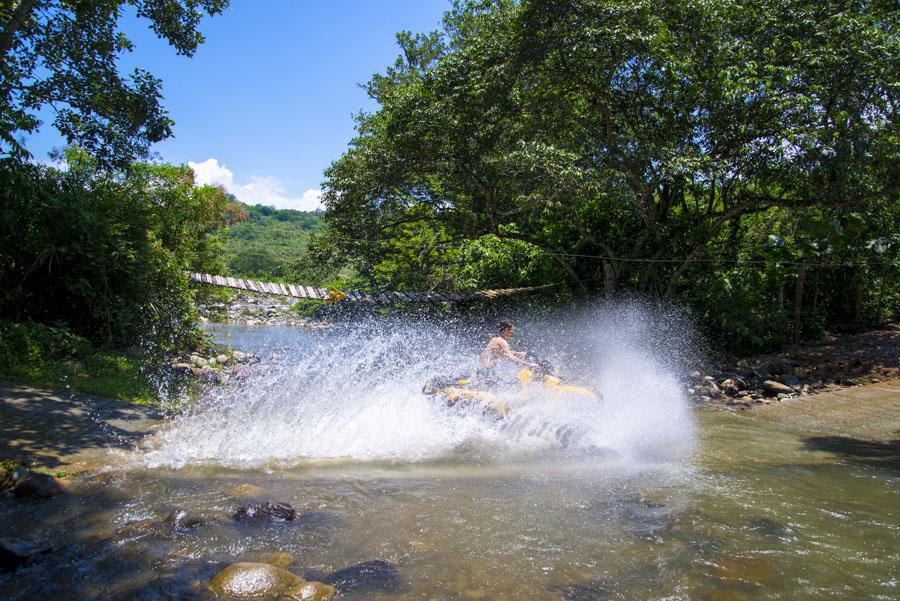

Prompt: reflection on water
xmin=1 ymin=316 xmax=897 ymax=600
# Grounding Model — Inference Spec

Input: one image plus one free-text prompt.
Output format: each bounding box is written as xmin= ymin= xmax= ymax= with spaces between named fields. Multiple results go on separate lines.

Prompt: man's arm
xmin=500 ymin=340 xmax=534 ymax=367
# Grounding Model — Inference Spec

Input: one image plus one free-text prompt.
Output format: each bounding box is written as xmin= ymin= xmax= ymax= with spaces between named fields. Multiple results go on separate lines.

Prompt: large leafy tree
xmin=317 ymin=0 xmax=897 ymax=348
xmin=0 ymin=0 xmax=228 ymax=167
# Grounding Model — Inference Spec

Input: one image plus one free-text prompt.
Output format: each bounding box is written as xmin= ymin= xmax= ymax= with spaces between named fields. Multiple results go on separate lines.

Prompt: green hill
xmin=224 ymin=203 xmax=325 ymax=279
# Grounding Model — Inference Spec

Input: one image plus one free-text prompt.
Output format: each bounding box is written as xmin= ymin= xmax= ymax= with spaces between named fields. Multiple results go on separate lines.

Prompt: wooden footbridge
xmin=189 ymin=272 xmax=557 ymax=303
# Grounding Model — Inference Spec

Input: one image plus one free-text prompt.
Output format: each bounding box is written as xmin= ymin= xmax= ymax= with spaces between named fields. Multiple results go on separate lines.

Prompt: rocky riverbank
xmin=200 ymin=292 xmax=326 ymax=328
xmin=690 ymin=327 xmax=899 ymax=409
xmin=167 ymin=348 xmax=260 ymax=385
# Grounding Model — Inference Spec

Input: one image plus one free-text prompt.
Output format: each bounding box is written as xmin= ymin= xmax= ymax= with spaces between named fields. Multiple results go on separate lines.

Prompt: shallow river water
xmin=1 ymin=320 xmax=897 ymax=600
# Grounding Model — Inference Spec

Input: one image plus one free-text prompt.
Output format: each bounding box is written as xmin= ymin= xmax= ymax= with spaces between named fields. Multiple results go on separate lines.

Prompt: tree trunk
xmin=853 ymin=276 xmax=864 ymax=327
xmin=777 ymin=281 xmax=784 ymax=313
xmin=812 ymin=269 xmax=820 ymax=314
xmin=602 ymin=260 xmax=617 ymax=297
xmin=793 ymin=267 xmax=806 ymax=343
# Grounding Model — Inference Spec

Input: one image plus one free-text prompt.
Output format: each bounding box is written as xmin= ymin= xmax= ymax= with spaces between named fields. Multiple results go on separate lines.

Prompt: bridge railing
xmin=188 ymin=272 xmax=557 ymax=303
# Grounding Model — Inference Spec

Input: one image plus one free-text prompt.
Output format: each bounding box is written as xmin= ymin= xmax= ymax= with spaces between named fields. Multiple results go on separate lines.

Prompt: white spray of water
xmin=140 ymin=303 xmax=696 ymax=468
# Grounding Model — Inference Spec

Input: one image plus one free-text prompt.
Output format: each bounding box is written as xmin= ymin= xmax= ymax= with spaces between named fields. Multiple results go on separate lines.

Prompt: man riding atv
xmin=477 ymin=320 xmax=537 ymax=388
xmin=422 ymin=321 xmax=599 ymax=418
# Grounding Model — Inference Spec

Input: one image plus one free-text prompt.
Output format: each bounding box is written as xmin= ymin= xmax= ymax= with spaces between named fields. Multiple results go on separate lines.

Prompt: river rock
xmin=0 ymin=540 xmax=52 ymax=573
xmin=191 ymin=355 xmax=209 ymax=368
xmin=209 ymin=562 xmax=335 ymax=600
xmin=720 ymin=379 xmax=740 ymax=397
xmin=233 ymin=501 xmax=296 ymax=524
xmin=10 ymin=471 xmax=64 ymax=499
xmin=322 ymin=560 xmax=403 ymax=594
xmin=199 ymin=367 xmax=222 ymax=383
xmin=216 ymin=354 xmax=230 ymax=365
xmin=781 ymin=374 xmax=801 ymax=387
xmin=762 ymin=380 xmax=794 ymax=396
xmin=165 ymin=508 xmax=207 ymax=530
xmin=289 ymin=580 xmax=336 ymax=600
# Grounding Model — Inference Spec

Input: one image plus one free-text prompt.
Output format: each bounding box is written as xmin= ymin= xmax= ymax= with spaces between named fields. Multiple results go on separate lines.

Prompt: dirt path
xmin=0 ymin=382 xmax=163 ymax=473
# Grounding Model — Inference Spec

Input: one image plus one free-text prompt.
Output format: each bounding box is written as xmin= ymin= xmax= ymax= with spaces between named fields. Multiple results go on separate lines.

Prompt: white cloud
xmin=188 ymin=158 xmax=323 ymax=212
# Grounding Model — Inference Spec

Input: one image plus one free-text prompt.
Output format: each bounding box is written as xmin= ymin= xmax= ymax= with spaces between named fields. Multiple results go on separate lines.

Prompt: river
xmin=0 ymin=317 xmax=897 ymax=600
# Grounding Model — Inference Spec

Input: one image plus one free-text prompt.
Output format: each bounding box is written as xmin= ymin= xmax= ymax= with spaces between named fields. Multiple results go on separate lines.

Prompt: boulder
xmin=191 ymin=355 xmax=209 ymax=368
xmin=762 ymin=380 xmax=794 ymax=396
xmin=233 ymin=502 xmax=296 ymax=524
xmin=10 ymin=471 xmax=64 ymax=500
xmin=216 ymin=354 xmax=230 ymax=365
xmin=209 ymin=562 xmax=335 ymax=600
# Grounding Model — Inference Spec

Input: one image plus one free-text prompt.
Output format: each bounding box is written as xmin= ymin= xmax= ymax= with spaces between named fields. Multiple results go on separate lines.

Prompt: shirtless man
xmin=478 ymin=321 xmax=536 ymax=387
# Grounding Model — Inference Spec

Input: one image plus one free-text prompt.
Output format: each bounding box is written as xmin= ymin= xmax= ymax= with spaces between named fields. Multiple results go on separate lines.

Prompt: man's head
xmin=498 ymin=320 xmax=514 ymax=339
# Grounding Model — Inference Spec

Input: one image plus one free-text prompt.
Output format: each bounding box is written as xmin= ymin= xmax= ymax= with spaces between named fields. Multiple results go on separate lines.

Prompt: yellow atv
xmin=422 ymin=365 xmax=599 ymax=418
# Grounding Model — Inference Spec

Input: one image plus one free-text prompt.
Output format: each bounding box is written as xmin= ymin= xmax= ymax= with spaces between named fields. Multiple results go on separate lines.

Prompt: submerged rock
xmin=10 ymin=471 xmax=64 ymax=500
xmin=230 ymin=483 xmax=266 ymax=499
xmin=321 ymin=559 xmax=403 ymax=594
xmin=550 ymin=579 xmax=616 ymax=601
xmin=747 ymin=517 xmax=799 ymax=542
xmin=295 ymin=511 xmax=337 ymax=531
xmin=209 ymin=562 xmax=334 ymax=600
xmin=165 ymin=508 xmax=208 ymax=530
xmin=233 ymin=501 xmax=296 ymax=524
xmin=0 ymin=540 xmax=52 ymax=573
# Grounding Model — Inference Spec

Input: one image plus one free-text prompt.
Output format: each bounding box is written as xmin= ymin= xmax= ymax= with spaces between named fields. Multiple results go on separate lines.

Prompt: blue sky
xmin=26 ymin=1 xmax=451 ymax=210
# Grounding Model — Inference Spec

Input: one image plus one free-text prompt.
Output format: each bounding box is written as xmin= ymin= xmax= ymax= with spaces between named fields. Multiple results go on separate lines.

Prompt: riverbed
xmin=1 ymin=322 xmax=897 ymax=600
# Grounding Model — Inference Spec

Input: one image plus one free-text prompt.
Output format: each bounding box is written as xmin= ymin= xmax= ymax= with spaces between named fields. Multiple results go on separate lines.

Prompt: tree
xmin=318 ymin=0 xmax=898 ymax=349
xmin=0 ymin=0 xmax=228 ymax=168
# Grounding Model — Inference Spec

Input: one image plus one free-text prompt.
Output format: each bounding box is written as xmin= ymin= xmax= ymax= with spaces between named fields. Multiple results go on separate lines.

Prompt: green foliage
xmin=314 ymin=0 xmax=898 ymax=352
xmin=0 ymin=153 xmax=232 ymax=353
xmin=223 ymin=203 xmax=324 ymax=280
xmin=0 ymin=320 xmax=158 ymax=403
xmin=0 ymin=0 xmax=228 ymax=168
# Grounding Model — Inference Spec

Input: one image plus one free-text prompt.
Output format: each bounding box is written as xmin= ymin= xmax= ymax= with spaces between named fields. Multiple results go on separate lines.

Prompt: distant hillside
xmin=224 ymin=203 xmax=325 ymax=279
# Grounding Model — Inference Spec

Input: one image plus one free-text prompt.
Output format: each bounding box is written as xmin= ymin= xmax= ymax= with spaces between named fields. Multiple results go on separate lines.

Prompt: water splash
xmin=140 ymin=302 xmax=696 ymax=468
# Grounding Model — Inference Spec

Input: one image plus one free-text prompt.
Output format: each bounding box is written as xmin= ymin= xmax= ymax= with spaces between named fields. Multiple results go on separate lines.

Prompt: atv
xmin=422 ymin=362 xmax=599 ymax=418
